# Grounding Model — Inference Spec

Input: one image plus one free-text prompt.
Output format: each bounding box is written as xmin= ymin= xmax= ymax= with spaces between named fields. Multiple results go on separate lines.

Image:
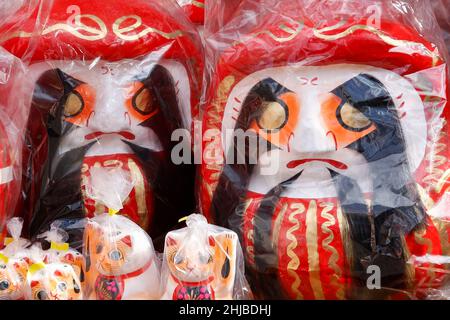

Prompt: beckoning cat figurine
xmin=160 ymin=214 xmax=240 ymax=300
xmin=26 ymin=262 xmax=82 ymax=300
xmin=83 ymin=213 xmax=160 ymax=300
xmin=0 ymin=254 xmax=29 ymax=300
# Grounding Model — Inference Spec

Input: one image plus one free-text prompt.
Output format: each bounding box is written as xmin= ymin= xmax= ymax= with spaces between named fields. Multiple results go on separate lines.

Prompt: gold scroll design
xmin=113 ymin=15 xmax=184 ymax=41
xmin=319 ymin=202 xmax=345 ymax=300
xmin=192 ymin=1 xmax=205 ymax=8
xmin=422 ymin=128 xmax=448 ymax=192
xmin=413 ymin=228 xmax=437 ymax=288
xmin=313 ymin=23 xmax=439 ymax=61
xmin=127 ymin=158 xmax=149 ymax=230
xmin=251 ymin=23 xmax=304 ymax=43
xmin=286 ymin=203 xmax=305 ymax=299
xmin=3 ymin=14 xmax=185 ymax=43
xmin=204 ymin=75 xmax=236 ymax=198
xmin=239 ymin=19 xmax=439 ymax=62
xmin=3 ymin=14 xmax=107 ymax=42
xmin=241 ymin=198 xmax=255 ymax=266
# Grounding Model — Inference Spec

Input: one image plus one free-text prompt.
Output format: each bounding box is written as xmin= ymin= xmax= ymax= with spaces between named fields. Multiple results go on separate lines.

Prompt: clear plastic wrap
xmin=2 ymin=217 xmax=30 ymax=257
xmin=177 ymin=0 xmax=205 ymax=25
xmin=25 ymin=244 xmax=83 ymax=300
xmin=0 ymin=218 xmax=31 ymax=300
xmin=160 ymin=214 xmax=251 ymax=300
xmin=0 ymin=0 xmax=55 ymax=242
xmin=432 ymin=0 xmax=450 ymax=55
xmin=200 ymin=0 xmax=450 ymax=300
xmin=37 ymin=222 xmax=84 ymax=279
xmin=0 ymin=0 xmax=203 ymax=247
xmin=82 ymin=213 xmax=160 ymax=300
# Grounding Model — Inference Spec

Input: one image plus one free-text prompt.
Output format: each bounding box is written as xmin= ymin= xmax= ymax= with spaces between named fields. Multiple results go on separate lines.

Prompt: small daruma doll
xmin=0 ymin=0 xmax=202 ymax=240
xmin=200 ymin=4 xmax=450 ymax=299
xmin=83 ymin=213 xmax=160 ymax=300
xmin=161 ymin=214 xmax=247 ymax=300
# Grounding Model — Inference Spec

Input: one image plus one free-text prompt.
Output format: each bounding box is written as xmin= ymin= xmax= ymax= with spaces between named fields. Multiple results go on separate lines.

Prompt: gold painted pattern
xmin=192 ymin=1 xmax=205 ymax=8
xmin=286 ymin=203 xmax=305 ymax=299
xmin=202 ymin=76 xmax=236 ymax=196
xmin=2 ymin=14 xmax=185 ymax=42
xmin=251 ymin=23 xmax=304 ymax=43
xmin=414 ymin=229 xmax=437 ymax=287
xmin=272 ymin=203 xmax=288 ymax=249
xmin=113 ymin=15 xmax=184 ymax=41
xmin=422 ymin=130 xmax=448 ymax=189
xmin=241 ymin=199 xmax=255 ymax=264
xmin=306 ymin=200 xmax=325 ymax=299
xmin=336 ymin=205 xmax=353 ymax=279
xmin=3 ymin=14 xmax=107 ymax=42
xmin=128 ymin=158 xmax=148 ymax=229
xmin=237 ymin=20 xmax=440 ymax=62
xmin=313 ymin=23 xmax=439 ymax=60
xmin=319 ymin=202 xmax=344 ymax=299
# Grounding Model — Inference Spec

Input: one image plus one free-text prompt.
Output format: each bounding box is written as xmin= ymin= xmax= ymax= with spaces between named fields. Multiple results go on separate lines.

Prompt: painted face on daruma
xmin=222 ymin=64 xmax=426 ymax=202
xmin=216 ymin=63 xmax=433 ymax=299
xmin=29 ymin=55 xmax=192 ymax=157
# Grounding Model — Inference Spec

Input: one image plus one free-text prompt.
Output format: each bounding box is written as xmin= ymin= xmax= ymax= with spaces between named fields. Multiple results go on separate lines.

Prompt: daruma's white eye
xmin=258 ymin=100 xmax=287 ymax=131
xmin=132 ymin=87 xmax=153 ymax=115
xmin=338 ymin=102 xmax=372 ymax=131
xmin=64 ymin=91 xmax=84 ymax=117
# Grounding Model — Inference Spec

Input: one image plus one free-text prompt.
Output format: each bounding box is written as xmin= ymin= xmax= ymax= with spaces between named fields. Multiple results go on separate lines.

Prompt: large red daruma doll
xmin=201 ymin=16 xmax=450 ymax=299
xmin=1 ymin=0 xmax=202 ymax=242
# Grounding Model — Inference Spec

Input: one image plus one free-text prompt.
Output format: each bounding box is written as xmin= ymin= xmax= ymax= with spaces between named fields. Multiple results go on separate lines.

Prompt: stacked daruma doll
xmin=0 ymin=0 xmax=202 ymax=243
xmin=200 ymin=2 xmax=450 ymax=299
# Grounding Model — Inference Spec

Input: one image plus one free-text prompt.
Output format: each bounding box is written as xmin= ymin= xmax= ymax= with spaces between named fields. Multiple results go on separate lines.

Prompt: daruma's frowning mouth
xmin=286 ymin=158 xmax=348 ymax=170
xmin=85 ymin=131 xmax=136 ymax=141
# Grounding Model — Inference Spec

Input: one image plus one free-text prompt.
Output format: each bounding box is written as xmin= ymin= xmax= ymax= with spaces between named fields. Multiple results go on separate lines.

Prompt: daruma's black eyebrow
xmin=250 ymin=77 xmax=292 ymax=101
xmin=330 ymin=73 xmax=392 ymax=109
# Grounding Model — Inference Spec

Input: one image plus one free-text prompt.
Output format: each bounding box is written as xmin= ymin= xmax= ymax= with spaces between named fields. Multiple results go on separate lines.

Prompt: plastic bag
xmin=0 ymin=0 xmax=55 ymax=242
xmin=0 ymin=218 xmax=31 ymax=300
xmin=160 ymin=214 xmax=251 ymax=300
xmin=0 ymin=49 xmax=25 ymax=246
xmin=0 ymin=250 xmax=30 ymax=300
xmin=25 ymin=244 xmax=83 ymax=300
xmin=82 ymin=213 xmax=160 ymax=300
xmin=2 ymin=217 xmax=30 ymax=257
xmin=37 ymin=222 xmax=84 ymax=279
xmin=177 ymin=0 xmax=205 ymax=25
xmin=200 ymin=0 xmax=450 ymax=299
xmin=0 ymin=0 xmax=203 ymax=246
xmin=432 ymin=0 xmax=450 ymax=54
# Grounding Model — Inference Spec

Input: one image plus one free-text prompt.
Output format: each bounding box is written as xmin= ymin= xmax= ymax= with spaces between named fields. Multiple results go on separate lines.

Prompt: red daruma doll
xmin=0 ymin=0 xmax=202 ymax=242
xmin=200 ymin=2 xmax=450 ymax=299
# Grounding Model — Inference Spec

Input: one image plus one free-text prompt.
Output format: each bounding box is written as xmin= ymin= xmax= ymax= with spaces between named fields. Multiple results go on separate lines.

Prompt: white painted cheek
xmin=290 ymin=91 xmax=335 ymax=153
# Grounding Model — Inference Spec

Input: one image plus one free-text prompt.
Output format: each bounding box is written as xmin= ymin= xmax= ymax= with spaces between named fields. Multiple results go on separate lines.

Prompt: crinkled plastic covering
xmin=82 ymin=213 xmax=161 ymax=300
xmin=0 ymin=0 xmax=203 ymax=247
xmin=177 ymin=0 xmax=205 ymax=25
xmin=0 ymin=0 xmax=53 ymax=249
xmin=200 ymin=0 xmax=450 ymax=299
xmin=160 ymin=214 xmax=252 ymax=300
